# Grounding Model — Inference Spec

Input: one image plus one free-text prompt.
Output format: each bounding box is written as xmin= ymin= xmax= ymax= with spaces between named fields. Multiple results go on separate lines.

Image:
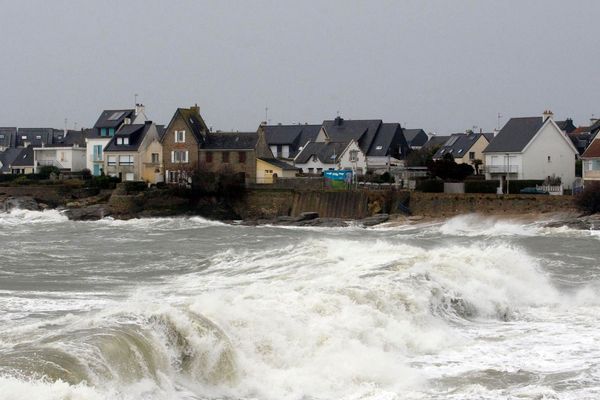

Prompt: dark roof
xmin=11 ymin=146 xmax=34 ymax=167
xmin=39 ymin=130 xmax=86 ymax=148
xmin=15 ymin=128 xmax=55 ymax=147
xmin=582 ymin=139 xmax=600 ymax=158
xmin=175 ymin=108 xmax=208 ymax=144
xmin=202 ymin=132 xmax=258 ymax=150
xmin=263 ymin=124 xmax=321 ymax=158
xmin=0 ymin=148 xmax=21 ymax=173
xmin=0 ymin=127 xmax=17 ymax=148
xmin=156 ymin=125 xmax=165 ymax=139
xmin=483 ymin=132 xmax=495 ymax=142
xmin=423 ymin=135 xmax=450 ymax=149
xmin=555 ymin=119 xmax=576 ymax=133
xmin=93 ymin=109 xmax=136 ymax=129
xmin=403 ymin=129 xmax=429 ymax=147
xmin=484 ymin=117 xmax=544 ymax=153
xmin=322 ymin=118 xmax=381 ymax=154
xmin=258 ymin=158 xmax=298 ymax=170
xmin=294 ymin=141 xmax=348 ymax=164
xmin=104 ymin=123 xmax=153 ymax=152
xmin=367 ymin=123 xmax=403 ymax=157
xmin=433 ymin=133 xmax=488 ymax=159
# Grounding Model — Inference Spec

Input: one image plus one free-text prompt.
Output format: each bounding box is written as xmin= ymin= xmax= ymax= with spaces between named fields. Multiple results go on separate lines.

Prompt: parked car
xmin=519 ymin=187 xmax=549 ymax=195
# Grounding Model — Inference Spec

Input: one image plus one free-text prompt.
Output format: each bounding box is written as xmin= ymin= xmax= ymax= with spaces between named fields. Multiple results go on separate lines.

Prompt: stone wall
xmin=410 ymin=192 xmax=576 ymax=217
xmin=0 ymin=185 xmax=97 ymax=207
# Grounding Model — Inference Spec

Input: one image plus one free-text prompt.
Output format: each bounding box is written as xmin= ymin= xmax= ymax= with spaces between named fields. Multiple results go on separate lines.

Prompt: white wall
xmin=85 ymin=137 xmax=111 ymax=173
xmin=338 ymin=141 xmax=367 ymax=173
xmin=34 ymin=147 xmax=86 ymax=172
xmin=295 ymin=156 xmax=333 ymax=173
xmin=522 ymin=122 xmax=577 ymax=188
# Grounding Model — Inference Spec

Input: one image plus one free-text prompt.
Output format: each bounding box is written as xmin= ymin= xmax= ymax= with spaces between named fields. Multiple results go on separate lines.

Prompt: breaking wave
xmin=0 ymin=233 xmax=572 ymax=400
xmin=0 ymin=208 xmax=68 ymax=226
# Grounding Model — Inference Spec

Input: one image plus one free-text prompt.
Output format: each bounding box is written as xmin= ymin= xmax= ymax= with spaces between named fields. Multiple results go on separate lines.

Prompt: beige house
xmin=433 ymin=132 xmax=492 ymax=173
xmin=103 ymin=121 xmax=163 ymax=183
xmin=256 ymin=158 xmax=299 ymax=183
xmin=581 ymin=136 xmax=600 ymax=185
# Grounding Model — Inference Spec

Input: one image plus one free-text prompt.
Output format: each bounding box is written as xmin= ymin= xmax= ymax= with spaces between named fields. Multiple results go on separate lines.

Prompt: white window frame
xmin=174 ymin=130 xmax=186 ymax=143
xmin=349 ymin=150 xmax=359 ymax=162
xmin=119 ymin=155 xmax=134 ymax=165
xmin=107 ymin=155 xmax=117 ymax=166
xmin=171 ymin=150 xmax=189 ymax=163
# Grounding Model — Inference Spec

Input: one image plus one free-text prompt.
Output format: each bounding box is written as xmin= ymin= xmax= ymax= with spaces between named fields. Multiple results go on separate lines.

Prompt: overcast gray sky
xmin=1 ymin=0 xmax=599 ymax=133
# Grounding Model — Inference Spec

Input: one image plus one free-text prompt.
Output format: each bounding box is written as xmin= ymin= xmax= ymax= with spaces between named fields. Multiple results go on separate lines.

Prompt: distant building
xmin=403 ymin=128 xmax=429 ymax=149
xmin=33 ymin=130 xmax=87 ymax=173
xmin=581 ymin=135 xmax=600 ymax=185
xmin=483 ymin=111 xmax=579 ymax=189
xmin=262 ymin=124 xmax=320 ymax=163
xmin=432 ymin=132 xmax=492 ymax=171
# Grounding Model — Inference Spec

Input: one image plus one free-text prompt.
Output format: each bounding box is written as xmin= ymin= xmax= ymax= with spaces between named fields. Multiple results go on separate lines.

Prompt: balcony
xmin=92 ymin=155 xmax=103 ymax=162
xmin=37 ymin=160 xmax=64 ymax=169
xmin=484 ymin=165 xmax=519 ymax=174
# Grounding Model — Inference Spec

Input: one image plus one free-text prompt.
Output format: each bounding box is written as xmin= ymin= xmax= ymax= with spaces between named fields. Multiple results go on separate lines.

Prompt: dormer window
xmin=116 ymin=137 xmax=129 ymax=145
xmin=36 ymin=135 xmax=41 ymax=139
xmin=21 ymin=135 xmax=27 ymax=140
xmin=174 ymin=130 xmax=186 ymax=143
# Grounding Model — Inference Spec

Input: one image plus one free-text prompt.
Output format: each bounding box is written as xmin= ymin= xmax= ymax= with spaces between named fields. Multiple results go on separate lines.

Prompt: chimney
xmin=190 ymin=104 xmax=200 ymax=114
xmin=334 ymin=116 xmax=344 ymax=126
xmin=260 ymin=121 xmax=267 ymax=126
xmin=543 ymin=109 xmax=554 ymax=122
xmin=135 ymin=103 xmax=145 ymax=116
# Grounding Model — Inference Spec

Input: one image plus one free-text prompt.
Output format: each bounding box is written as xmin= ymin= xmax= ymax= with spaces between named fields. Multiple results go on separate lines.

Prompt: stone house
xmin=161 ymin=105 xmax=209 ymax=184
xmin=198 ymin=130 xmax=274 ymax=183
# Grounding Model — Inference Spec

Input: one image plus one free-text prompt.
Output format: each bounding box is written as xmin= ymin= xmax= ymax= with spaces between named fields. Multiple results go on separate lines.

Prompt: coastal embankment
xmin=0 ymin=184 xmax=582 ymax=225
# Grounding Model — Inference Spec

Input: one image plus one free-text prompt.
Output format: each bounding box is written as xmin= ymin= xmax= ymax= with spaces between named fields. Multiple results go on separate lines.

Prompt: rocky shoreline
xmin=2 ymin=194 xmax=598 ymax=231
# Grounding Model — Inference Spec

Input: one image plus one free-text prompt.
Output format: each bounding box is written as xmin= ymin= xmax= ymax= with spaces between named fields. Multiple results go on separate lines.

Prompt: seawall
xmin=409 ymin=192 xmax=576 ymax=218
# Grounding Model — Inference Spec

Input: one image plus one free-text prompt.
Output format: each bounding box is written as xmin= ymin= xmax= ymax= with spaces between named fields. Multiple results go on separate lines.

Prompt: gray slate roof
xmin=423 ymin=135 xmax=450 ymax=149
xmin=367 ymin=123 xmax=406 ymax=157
xmin=263 ymin=124 xmax=321 ymax=158
xmin=294 ymin=141 xmax=348 ymax=164
xmin=0 ymin=127 xmax=17 ymax=148
xmin=202 ymin=132 xmax=258 ymax=150
xmin=258 ymin=158 xmax=298 ymax=170
xmin=484 ymin=117 xmax=544 ymax=153
xmin=11 ymin=146 xmax=34 ymax=167
xmin=104 ymin=123 xmax=152 ymax=152
xmin=0 ymin=148 xmax=22 ymax=173
xmin=403 ymin=128 xmax=429 ymax=147
xmin=93 ymin=109 xmax=136 ymax=129
xmin=433 ymin=132 xmax=488 ymax=159
xmin=322 ymin=118 xmax=382 ymax=154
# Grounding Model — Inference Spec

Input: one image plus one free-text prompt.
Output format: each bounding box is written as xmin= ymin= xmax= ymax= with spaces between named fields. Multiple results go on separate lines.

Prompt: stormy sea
xmin=1 ymin=210 xmax=599 ymax=400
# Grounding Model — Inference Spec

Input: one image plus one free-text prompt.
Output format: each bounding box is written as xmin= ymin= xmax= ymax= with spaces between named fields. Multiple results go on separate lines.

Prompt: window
xmin=21 ymin=135 xmax=27 ymax=140
xmin=276 ymin=145 xmax=282 ymax=157
xmin=222 ymin=152 xmax=230 ymax=163
xmin=93 ymin=145 xmax=103 ymax=161
xmin=547 ymin=156 xmax=552 ymax=163
xmin=349 ymin=150 xmax=359 ymax=162
xmin=171 ymin=150 xmax=188 ymax=163
xmin=119 ymin=155 xmax=134 ymax=165
xmin=100 ymin=128 xmax=107 ymax=137
xmin=117 ymin=138 xmax=123 ymax=145
xmin=238 ymin=152 xmax=246 ymax=163
xmin=125 ymin=173 xmax=135 ymax=181
xmin=312 ymin=155 xmax=317 ymax=162
xmin=151 ymin=153 xmax=159 ymax=164
xmin=60 ymin=152 xmax=65 ymax=162
xmin=107 ymin=156 xmax=117 ymax=166
xmin=469 ymin=151 xmax=475 ymax=160
xmin=108 ymin=128 xmax=115 ymax=137
xmin=376 ymin=146 xmax=383 ymax=150
xmin=174 ymin=130 xmax=185 ymax=143
xmin=36 ymin=135 xmax=41 ymax=139
xmin=308 ymin=168 xmax=314 ymax=174
xmin=0 ymin=134 xmax=4 ymax=139
xmin=108 ymin=111 xmax=125 ymax=120
xmin=317 ymin=168 xmax=323 ymax=174
xmin=123 ymin=137 xmax=129 ymax=145
xmin=206 ymin=151 xmax=213 ymax=163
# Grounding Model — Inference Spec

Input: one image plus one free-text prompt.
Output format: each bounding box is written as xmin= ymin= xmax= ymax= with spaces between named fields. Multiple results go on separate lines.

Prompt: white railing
xmin=484 ymin=165 xmax=519 ymax=173
xmin=37 ymin=160 xmax=64 ymax=169
xmin=536 ymin=184 xmax=563 ymax=195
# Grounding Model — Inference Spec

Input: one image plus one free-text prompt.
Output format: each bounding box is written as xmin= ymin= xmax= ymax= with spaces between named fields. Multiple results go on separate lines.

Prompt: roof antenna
xmin=497 ymin=113 xmax=503 ymax=130
xmin=336 ymin=110 xmax=340 ymax=117
xmin=134 ymin=93 xmax=139 ymax=106
xmin=265 ymin=106 xmax=269 ymax=124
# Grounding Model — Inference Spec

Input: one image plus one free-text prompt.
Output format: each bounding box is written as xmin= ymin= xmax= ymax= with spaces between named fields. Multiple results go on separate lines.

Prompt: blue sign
xmin=324 ymin=170 xmax=352 ymax=189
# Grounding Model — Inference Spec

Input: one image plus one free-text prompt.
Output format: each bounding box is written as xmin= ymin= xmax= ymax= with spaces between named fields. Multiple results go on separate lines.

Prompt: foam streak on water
xmin=0 ymin=212 xmax=599 ymax=399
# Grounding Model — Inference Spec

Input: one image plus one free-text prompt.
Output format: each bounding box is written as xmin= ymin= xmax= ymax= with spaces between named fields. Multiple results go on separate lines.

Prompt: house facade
xmin=103 ymin=121 xmax=163 ymax=183
xmin=256 ymin=158 xmax=299 ymax=183
xmin=581 ymin=136 xmax=600 ymax=184
xmin=294 ymin=140 xmax=366 ymax=174
xmin=161 ymin=106 xmax=208 ymax=184
xmin=33 ymin=130 xmax=87 ymax=172
xmin=198 ymin=130 xmax=274 ymax=182
xmin=483 ymin=112 xmax=578 ymax=189
xmin=85 ymin=106 xmax=146 ymax=176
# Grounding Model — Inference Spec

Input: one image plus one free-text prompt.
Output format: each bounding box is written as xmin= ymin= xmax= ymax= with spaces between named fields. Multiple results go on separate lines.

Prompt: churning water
xmin=1 ymin=210 xmax=599 ymax=400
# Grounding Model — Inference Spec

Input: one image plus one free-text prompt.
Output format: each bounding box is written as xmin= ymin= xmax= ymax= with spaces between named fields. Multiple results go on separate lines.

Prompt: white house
xmin=483 ymin=111 xmax=578 ymax=189
xmin=294 ymin=140 xmax=367 ymax=174
xmin=33 ymin=130 xmax=87 ymax=172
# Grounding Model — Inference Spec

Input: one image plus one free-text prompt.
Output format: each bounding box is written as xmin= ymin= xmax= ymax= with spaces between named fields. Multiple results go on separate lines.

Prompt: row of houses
xmin=1 ymin=105 xmax=600 ymax=189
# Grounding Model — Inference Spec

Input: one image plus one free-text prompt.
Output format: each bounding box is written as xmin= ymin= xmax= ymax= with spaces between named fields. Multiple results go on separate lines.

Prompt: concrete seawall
xmin=410 ymin=192 xmax=576 ymax=217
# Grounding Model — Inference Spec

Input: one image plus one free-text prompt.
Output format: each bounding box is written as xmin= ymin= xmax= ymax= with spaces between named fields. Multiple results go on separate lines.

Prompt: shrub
xmin=86 ymin=175 xmax=120 ymax=190
xmin=0 ymin=174 xmax=17 ymax=183
xmin=427 ymin=155 xmax=474 ymax=182
xmin=38 ymin=165 xmax=60 ymax=179
xmin=465 ymin=180 xmax=499 ymax=193
xmin=13 ymin=175 xmax=32 ymax=185
xmin=416 ymin=179 xmax=444 ymax=193
xmin=575 ymin=182 xmax=600 ymax=214
xmin=122 ymin=181 xmax=147 ymax=193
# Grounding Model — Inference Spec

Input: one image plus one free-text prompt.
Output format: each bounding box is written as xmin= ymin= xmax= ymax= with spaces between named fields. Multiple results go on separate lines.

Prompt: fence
xmin=536 ymin=184 xmax=564 ymax=195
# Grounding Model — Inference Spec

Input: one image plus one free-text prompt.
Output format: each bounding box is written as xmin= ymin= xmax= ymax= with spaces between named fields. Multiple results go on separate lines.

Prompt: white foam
xmin=0 ymin=209 xmax=68 ymax=226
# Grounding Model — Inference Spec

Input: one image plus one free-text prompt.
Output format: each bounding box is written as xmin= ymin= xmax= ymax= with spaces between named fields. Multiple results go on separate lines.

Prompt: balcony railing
xmin=37 ymin=160 xmax=64 ymax=169
xmin=92 ymin=155 xmax=103 ymax=162
xmin=484 ymin=165 xmax=519 ymax=174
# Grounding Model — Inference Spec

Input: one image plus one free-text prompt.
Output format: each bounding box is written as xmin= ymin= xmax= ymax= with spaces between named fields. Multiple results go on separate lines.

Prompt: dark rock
xmin=295 ymin=212 xmax=319 ymax=222
xmin=359 ymin=213 xmax=390 ymax=227
xmin=2 ymin=196 xmax=39 ymax=212
xmin=65 ymin=204 xmax=110 ymax=221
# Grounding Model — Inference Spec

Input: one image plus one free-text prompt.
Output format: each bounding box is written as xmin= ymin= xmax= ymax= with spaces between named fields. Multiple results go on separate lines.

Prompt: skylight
xmin=376 ymin=145 xmax=383 ymax=150
xmin=108 ymin=111 xmax=125 ymax=121
xmin=446 ymin=136 xmax=459 ymax=146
